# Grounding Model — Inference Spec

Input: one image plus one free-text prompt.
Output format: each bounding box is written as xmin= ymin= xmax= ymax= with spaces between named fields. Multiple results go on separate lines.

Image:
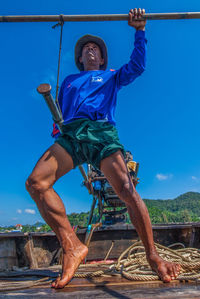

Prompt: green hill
xmin=143 ymin=192 xmax=200 ymax=223
xmin=67 ymin=191 xmax=200 ymax=226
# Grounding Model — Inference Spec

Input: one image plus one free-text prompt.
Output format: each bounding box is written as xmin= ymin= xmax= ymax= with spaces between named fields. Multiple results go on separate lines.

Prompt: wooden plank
xmin=24 ymin=235 xmax=38 ymax=269
xmin=0 ymin=238 xmax=18 ymax=271
xmin=63 ymin=276 xmax=164 ymax=288
xmin=1 ymin=223 xmax=200 ymax=239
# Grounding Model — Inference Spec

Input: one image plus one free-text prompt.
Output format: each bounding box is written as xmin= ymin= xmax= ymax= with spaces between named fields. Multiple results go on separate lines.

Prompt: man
xmin=26 ymin=8 xmax=180 ymax=289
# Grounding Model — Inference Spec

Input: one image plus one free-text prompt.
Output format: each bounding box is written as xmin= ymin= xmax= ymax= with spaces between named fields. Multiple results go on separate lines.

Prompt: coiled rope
xmin=74 ymin=241 xmax=200 ymax=281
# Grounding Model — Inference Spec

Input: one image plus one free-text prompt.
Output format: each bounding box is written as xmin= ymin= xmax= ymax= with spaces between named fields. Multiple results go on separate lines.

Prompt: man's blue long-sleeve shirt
xmin=52 ymin=30 xmax=146 ymax=137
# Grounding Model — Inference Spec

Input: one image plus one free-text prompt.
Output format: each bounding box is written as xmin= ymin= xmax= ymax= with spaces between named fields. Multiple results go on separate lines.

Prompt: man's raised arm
xmin=115 ymin=8 xmax=147 ymax=89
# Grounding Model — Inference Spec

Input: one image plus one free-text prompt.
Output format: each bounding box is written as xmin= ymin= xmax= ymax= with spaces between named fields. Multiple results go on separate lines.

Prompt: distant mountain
xmin=67 ymin=192 xmax=200 ymax=226
xmin=143 ymin=192 xmax=200 ymax=223
xmin=34 ymin=221 xmax=45 ymax=227
xmin=143 ymin=192 xmax=200 ymax=212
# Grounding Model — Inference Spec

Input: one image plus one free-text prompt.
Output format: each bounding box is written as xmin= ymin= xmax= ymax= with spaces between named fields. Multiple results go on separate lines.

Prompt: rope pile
xmin=75 ymin=241 xmax=200 ymax=282
xmin=1 ymin=241 xmax=200 ymax=291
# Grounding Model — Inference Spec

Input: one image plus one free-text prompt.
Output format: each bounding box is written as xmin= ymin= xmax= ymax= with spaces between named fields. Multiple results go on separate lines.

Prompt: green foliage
xmin=65 ymin=191 xmax=200 ymax=226
xmin=1 ymin=192 xmax=200 ymax=232
xmin=68 ymin=211 xmax=90 ymax=227
xmin=20 ymin=223 xmax=52 ymax=233
xmin=143 ymin=192 xmax=200 ymax=224
xmin=21 ymin=225 xmax=38 ymax=232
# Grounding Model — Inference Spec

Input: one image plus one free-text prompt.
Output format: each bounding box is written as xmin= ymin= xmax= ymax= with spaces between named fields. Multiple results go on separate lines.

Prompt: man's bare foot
xmin=51 ymin=244 xmax=88 ymax=289
xmin=148 ymin=252 xmax=181 ymax=282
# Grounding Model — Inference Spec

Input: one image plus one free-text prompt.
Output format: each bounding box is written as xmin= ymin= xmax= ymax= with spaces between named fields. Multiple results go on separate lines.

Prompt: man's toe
xmin=51 ymin=277 xmax=59 ymax=288
xmin=162 ymin=274 xmax=171 ymax=282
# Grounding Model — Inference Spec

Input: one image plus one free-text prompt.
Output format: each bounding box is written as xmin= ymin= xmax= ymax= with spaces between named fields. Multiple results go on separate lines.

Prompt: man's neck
xmin=83 ymin=62 xmax=100 ymax=71
xmin=84 ymin=66 xmax=100 ymax=71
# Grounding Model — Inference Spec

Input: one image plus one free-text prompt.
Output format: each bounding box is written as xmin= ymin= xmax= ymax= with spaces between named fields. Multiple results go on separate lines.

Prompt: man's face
xmin=79 ymin=42 xmax=104 ymax=70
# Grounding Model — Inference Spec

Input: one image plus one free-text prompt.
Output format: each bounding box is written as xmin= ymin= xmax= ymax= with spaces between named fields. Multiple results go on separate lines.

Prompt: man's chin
xmin=87 ymin=56 xmax=95 ymax=62
xmin=86 ymin=58 xmax=97 ymax=65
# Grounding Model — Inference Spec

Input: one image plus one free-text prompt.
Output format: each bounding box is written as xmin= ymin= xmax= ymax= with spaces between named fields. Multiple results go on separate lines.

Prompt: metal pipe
xmin=1 ymin=12 xmax=200 ymax=23
xmin=86 ymin=196 xmax=97 ymax=227
xmin=37 ymin=83 xmax=64 ymax=131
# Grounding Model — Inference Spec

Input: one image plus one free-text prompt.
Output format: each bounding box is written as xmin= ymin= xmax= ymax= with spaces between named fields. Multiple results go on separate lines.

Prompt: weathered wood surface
xmin=24 ymin=235 xmax=38 ymax=269
xmin=1 ymin=223 xmax=200 ymax=269
xmin=0 ymin=238 xmax=18 ymax=271
xmin=1 ymin=278 xmax=200 ymax=298
xmin=1 ymin=266 xmax=200 ymax=297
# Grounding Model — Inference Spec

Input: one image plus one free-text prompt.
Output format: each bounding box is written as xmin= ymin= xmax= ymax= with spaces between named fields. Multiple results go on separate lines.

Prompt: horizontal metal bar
xmin=1 ymin=12 xmax=200 ymax=23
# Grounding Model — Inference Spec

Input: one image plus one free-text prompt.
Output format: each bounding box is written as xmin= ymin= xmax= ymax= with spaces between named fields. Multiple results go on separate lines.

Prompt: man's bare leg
xmin=26 ymin=143 xmax=88 ymax=288
xmin=100 ymin=150 xmax=180 ymax=282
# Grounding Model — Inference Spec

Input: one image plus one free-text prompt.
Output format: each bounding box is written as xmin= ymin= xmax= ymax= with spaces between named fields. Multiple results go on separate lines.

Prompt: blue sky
xmin=1 ymin=0 xmax=200 ymax=226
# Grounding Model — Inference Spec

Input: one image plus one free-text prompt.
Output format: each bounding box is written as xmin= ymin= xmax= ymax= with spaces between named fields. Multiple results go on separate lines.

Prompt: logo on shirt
xmin=91 ymin=76 xmax=103 ymax=83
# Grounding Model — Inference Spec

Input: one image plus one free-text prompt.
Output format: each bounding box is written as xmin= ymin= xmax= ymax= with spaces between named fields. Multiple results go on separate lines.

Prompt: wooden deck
xmin=1 ymin=223 xmax=200 ymax=298
xmin=1 ymin=277 xmax=200 ymax=298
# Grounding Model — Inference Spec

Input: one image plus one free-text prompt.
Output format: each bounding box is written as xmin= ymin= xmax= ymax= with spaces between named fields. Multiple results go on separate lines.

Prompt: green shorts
xmin=55 ymin=118 xmax=125 ymax=170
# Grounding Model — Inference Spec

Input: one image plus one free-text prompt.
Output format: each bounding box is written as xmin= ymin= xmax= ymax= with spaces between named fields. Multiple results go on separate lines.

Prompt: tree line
xmin=54 ymin=191 xmax=200 ymax=228
xmin=2 ymin=192 xmax=199 ymax=232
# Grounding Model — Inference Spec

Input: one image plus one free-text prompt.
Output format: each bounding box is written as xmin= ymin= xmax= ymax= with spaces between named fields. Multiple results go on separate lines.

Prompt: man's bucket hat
xmin=75 ymin=34 xmax=108 ymax=71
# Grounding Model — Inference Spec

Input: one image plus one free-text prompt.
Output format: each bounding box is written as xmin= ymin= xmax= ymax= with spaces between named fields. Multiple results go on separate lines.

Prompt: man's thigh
xmin=29 ymin=143 xmax=74 ymax=186
xmin=100 ymin=150 xmax=134 ymax=195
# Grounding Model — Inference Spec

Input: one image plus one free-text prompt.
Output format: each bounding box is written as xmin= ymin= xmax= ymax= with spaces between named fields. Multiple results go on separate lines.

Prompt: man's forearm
xmin=129 ymin=30 xmax=147 ymax=74
xmin=115 ymin=30 xmax=146 ymax=88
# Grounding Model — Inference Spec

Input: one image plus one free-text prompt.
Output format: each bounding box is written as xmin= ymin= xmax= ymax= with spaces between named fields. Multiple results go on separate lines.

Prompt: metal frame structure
xmin=85 ymin=160 xmax=139 ymax=227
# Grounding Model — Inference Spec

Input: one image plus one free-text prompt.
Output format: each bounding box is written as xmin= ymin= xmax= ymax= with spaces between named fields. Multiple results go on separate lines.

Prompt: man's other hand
xmin=128 ymin=8 xmax=146 ymax=31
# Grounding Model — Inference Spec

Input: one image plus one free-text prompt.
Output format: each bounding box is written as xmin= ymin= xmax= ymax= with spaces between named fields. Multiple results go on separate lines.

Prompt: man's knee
xmin=25 ymin=175 xmax=51 ymax=197
xmin=118 ymin=180 xmax=138 ymax=204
